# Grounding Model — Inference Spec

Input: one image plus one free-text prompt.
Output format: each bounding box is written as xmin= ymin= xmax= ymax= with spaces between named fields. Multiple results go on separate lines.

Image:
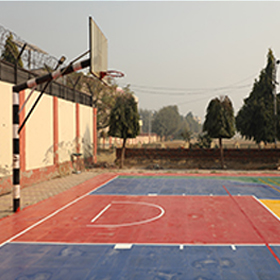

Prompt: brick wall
xmin=117 ymin=148 xmax=280 ymax=160
xmin=116 ymin=148 xmax=280 ymax=169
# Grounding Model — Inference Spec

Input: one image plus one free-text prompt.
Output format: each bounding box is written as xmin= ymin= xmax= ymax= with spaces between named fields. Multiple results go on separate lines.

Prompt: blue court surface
xmin=1 ymin=243 xmax=280 ymax=279
xmin=1 ymin=174 xmax=280 ymax=279
xmin=91 ymin=176 xmax=280 ymax=199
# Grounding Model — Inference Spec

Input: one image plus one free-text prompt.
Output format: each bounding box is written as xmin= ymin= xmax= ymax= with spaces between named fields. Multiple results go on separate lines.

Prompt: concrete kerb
xmin=1 ymin=168 xmax=279 ymax=220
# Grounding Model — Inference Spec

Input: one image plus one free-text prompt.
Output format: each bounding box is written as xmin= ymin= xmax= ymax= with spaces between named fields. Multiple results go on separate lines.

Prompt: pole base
xmin=13 ymin=198 xmax=20 ymax=213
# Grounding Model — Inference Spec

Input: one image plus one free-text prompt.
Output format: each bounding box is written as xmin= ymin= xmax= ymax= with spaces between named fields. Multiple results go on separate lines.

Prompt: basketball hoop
xmin=100 ymin=70 xmax=125 ymax=80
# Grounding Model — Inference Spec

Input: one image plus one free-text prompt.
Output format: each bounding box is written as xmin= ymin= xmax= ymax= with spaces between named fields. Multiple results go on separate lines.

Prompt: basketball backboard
xmin=89 ymin=16 xmax=108 ymax=79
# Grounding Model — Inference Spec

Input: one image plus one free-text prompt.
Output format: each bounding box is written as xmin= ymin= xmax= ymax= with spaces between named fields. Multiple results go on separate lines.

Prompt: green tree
xmin=108 ymin=86 xmax=140 ymax=168
xmin=203 ymin=96 xmax=235 ymax=169
xmin=1 ymin=33 xmax=23 ymax=67
xmin=236 ymin=49 xmax=276 ymax=145
xmin=196 ymin=132 xmax=212 ymax=148
xmin=180 ymin=127 xmax=192 ymax=143
xmin=152 ymin=105 xmax=181 ymax=140
xmin=185 ymin=112 xmax=202 ymax=135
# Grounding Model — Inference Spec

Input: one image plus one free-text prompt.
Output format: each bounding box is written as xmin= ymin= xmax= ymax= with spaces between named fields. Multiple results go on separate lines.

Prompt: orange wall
xmin=58 ymin=99 xmax=76 ymax=163
xmin=0 ymin=80 xmax=96 ymax=194
xmin=0 ymin=82 xmax=13 ymax=177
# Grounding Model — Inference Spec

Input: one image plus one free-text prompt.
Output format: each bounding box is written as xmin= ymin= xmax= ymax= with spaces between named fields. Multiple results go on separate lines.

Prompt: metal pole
xmin=12 ymin=58 xmax=90 ymax=212
xmin=18 ymin=80 xmax=53 ymax=134
xmin=12 ymin=89 xmax=20 ymax=212
xmin=12 ymin=43 xmax=27 ymax=212
xmin=18 ymin=56 xmax=65 ymax=134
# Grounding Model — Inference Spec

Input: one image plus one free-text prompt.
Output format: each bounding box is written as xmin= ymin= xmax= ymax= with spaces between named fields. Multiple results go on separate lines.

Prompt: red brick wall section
xmin=116 ymin=148 xmax=280 ymax=162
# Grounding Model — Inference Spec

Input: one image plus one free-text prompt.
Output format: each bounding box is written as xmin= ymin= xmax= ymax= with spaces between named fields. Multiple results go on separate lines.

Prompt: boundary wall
xmin=116 ymin=148 xmax=280 ymax=169
xmin=0 ymin=78 xmax=97 ymax=195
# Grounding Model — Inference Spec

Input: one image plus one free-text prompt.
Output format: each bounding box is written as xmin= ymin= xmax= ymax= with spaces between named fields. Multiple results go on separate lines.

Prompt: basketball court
xmin=4 ymin=16 xmax=280 ymax=280
xmin=1 ymin=172 xmax=280 ymax=279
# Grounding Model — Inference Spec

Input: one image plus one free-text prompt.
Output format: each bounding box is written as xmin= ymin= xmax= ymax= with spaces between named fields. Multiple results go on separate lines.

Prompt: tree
xmin=185 ymin=112 xmax=202 ymax=135
xmin=180 ymin=127 xmax=192 ymax=143
xmin=192 ymin=132 xmax=212 ymax=149
xmin=236 ymin=49 xmax=276 ymax=145
xmin=203 ymin=96 xmax=235 ymax=169
xmin=108 ymin=86 xmax=140 ymax=168
xmin=152 ymin=105 xmax=181 ymax=140
xmin=1 ymin=33 xmax=23 ymax=67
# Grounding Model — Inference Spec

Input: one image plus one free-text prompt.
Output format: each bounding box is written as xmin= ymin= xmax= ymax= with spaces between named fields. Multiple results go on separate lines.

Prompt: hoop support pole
xmin=12 ymin=89 xmax=20 ymax=212
xmin=12 ymin=58 xmax=90 ymax=212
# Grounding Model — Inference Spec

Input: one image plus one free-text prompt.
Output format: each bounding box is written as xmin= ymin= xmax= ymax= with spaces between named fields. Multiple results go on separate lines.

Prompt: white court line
xmin=114 ymin=243 xmax=133 ymax=249
xmin=90 ymin=175 xmax=119 ymax=193
xmin=252 ymin=196 xmax=280 ymax=222
xmin=0 ymin=175 xmax=118 ymax=248
xmin=11 ymin=241 xmax=275 ymax=248
xmin=87 ymin=201 xmax=165 ymax=228
xmin=91 ymin=204 xmax=111 ymax=223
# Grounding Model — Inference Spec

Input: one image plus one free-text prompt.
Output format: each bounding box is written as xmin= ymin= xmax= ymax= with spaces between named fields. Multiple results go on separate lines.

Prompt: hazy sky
xmin=1 ymin=1 xmax=280 ymax=120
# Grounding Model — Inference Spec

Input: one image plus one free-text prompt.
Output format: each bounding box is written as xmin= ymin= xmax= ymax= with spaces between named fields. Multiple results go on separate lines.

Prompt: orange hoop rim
xmin=100 ymin=70 xmax=125 ymax=79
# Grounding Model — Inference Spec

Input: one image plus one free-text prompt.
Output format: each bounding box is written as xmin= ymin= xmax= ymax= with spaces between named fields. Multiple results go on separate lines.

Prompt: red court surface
xmin=1 ymin=173 xmax=280 ymax=246
xmin=0 ymin=173 xmax=117 ymax=245
xmin=6 ymin=194 xmax=280 ymax=245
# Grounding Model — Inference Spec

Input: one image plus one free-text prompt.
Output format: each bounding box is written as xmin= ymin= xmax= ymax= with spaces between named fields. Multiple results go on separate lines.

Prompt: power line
xmin=121 ymin=83 xmax=251 ymax=96
xmin=119 ymin=73 xmax=256 ymax=96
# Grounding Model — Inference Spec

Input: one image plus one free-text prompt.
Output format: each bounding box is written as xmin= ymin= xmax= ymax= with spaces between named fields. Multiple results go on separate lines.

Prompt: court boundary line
xmin=253 ymin=196 xmax=280 ymax=222
xmin=11 ymin=241 xmax=279 ymax=247
xmin=89 ymin=175 xmax=119 ymax=194
xmin=0 ymin=175 xmax=118 ymax=248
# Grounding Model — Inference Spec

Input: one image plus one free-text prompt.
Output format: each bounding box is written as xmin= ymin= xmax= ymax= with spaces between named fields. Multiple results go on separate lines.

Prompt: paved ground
xmin=1 ymin=168 xmax=279 ymax=220
xmin=0 ymin=169 xmax=106 ymax=220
